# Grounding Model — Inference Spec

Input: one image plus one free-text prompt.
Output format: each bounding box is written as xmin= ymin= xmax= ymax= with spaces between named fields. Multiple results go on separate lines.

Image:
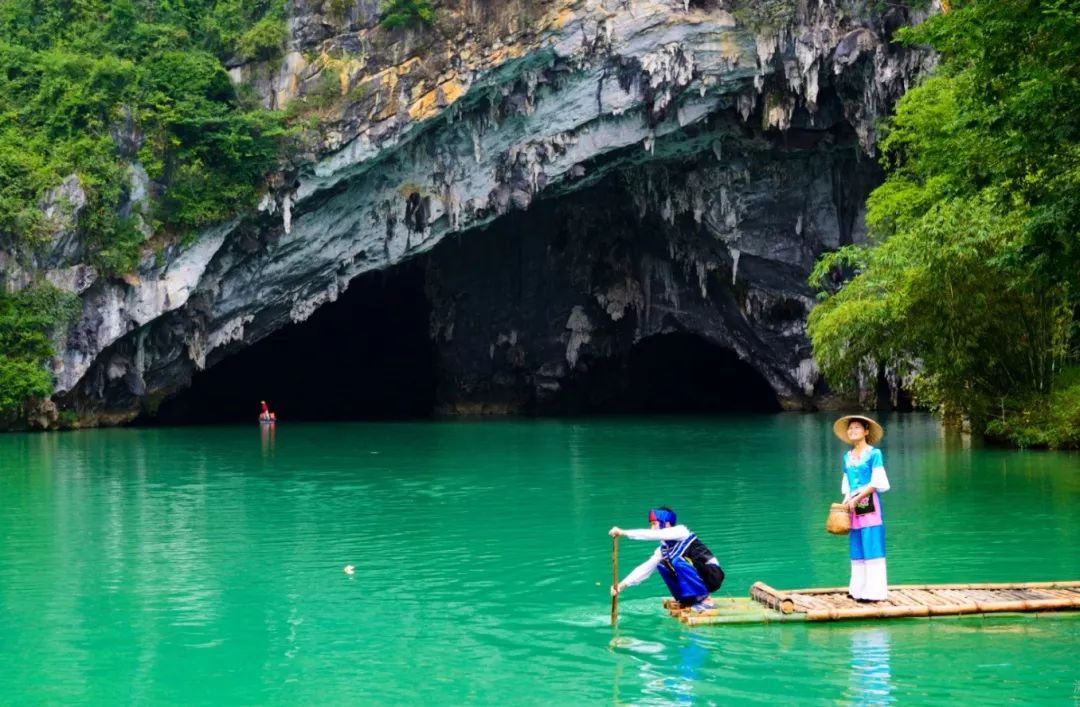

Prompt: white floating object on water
xmin=344 ymin=565 xmax=355 ymax=575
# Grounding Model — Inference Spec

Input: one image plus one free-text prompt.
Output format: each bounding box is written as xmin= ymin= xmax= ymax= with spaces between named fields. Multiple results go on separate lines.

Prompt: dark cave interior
xmin=151 ymin=210 xmax=782 ymax=423
xmin=152 ymin=264 xmax=438 ymax=424
xmin=150 ymin=281 xmax=780 ymax=423
xmin=550 ymin=332 xmax=782 ymax=415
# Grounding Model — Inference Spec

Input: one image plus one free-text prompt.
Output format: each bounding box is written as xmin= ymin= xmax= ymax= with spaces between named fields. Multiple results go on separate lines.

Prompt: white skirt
xmin=849 ymin=558 xmax=888 ymax=600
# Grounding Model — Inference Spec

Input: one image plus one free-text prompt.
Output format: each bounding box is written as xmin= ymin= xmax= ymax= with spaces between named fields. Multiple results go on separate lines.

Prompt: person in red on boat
xmin=259 ymin=400 xmax=276 ymax=422
xmin=609 ymin=507 xmax=725 ymax=611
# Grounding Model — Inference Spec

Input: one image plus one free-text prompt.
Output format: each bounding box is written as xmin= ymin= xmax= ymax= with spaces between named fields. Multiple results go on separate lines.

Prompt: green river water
xmin=1 ymin=413 xmax=1077 ymax=705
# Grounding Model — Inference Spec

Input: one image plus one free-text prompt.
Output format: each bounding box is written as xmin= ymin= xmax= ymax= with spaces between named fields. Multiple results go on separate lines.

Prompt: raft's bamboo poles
xmin=683 ymin=611 xmax=804 ymax=626
xmin=782 ymin=580 xmax=1080 ymax=595
xmin=669 ymin=581 xmax=1080 ymax=625
xmin=750 ymin=582 xmax=795 ymax=614
xmin=742 ymin=581 xmax=1080 ymax=622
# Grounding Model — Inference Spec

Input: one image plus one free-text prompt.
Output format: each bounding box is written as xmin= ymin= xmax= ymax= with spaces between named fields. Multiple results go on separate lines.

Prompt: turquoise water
xmin=0 ymin=414 xmax=1077 ymax=704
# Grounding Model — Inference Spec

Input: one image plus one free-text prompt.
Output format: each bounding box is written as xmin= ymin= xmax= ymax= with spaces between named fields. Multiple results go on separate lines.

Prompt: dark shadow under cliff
xmin=148 ymin=256 xmax=782 ymax=423
xmin=151 ymin=263 xmax=438 ymax=424
xmin=545 ymin=332 xmax=782 ymax=414
xmin=150 ymin=158 xmax=814 ymax=424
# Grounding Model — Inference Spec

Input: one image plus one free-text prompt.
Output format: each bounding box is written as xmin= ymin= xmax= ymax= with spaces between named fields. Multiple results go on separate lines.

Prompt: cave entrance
xmin=151 ymin=263 xmax=437 ymax=424
xmin=559 ymin=332 xmax=781 ymax=414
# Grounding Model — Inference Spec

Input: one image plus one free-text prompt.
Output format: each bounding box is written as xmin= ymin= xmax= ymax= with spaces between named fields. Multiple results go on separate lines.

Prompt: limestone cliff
xmin=20 ymin=0 xmax=934 ymax=425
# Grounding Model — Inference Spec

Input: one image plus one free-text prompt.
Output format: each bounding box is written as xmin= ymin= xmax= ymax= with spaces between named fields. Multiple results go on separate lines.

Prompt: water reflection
xmin=260 ymin=423 xmax=276 ymax=457
xmin=668 ymin=632 xmax=708 ymax=703
xmin=846 ymin=628 xmax=892 ymax=705
xmin=630 ymin=632 xmax=709 ymax=705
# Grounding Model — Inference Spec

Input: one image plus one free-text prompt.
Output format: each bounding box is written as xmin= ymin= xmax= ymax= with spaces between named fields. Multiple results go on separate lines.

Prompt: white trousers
xmin=849 ymin=558 xmax=888 ymax=600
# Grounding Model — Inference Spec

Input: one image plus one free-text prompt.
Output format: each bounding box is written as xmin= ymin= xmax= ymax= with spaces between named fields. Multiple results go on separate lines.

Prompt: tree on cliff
xmin=808 ymin=0 xmax=1080 ymax=448
xmin=0 ymin=0 xmax=292 ymax=419
xmin=0 ymin=0 xmax=288 ymax=275
xmin=379 ymin=0 xmax=435 ymax=29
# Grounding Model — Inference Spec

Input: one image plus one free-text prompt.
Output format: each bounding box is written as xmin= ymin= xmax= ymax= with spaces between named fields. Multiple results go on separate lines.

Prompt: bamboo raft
xmin=663 ymin=581 xmax=1080 ymax=626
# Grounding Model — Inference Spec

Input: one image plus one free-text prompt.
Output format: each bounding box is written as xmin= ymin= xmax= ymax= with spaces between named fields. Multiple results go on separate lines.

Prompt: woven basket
xmin=826 ymin=502 xmax=851 ymax=535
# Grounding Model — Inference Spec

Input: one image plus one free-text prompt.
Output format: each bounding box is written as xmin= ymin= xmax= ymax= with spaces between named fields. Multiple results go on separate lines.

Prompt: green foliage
xmin=307 ymin=70 xmax=345 ymax=108
xmin=0 ymin=285 xmax=81 ymax=417
xmin=808 ymin=0 xmax=1080 ymax=445
xmin=0 ymin=360 xmax=52 ymax=418
xmin=0 ymin=0 xmax=289 ymax=275
xmin=236 ymin=17 xmax=287 ymax=61
xmin=985 ymin=367 xmax=1080 ymax=449
xmin=809 ymin=194 xmax=1071 ymax=419
xmin=196 ymin=0 xmax=286 ymax=59
xmin=379 ymin=0 xmax=435 ymax=29
xmin=92 ymin=215 xmax=147 ymax=275
xmin=57 ymin=409 xmax=80 ymax=428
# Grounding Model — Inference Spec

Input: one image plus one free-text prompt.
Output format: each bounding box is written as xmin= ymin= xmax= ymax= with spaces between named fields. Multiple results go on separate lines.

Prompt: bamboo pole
xmin=683 ymin=611 xmax=806 ymax=626
xmin=785 ymin=586 xmax=854 ymax=595
xmin=792 ymin=594 xmax=831 ymax=612
xmin=907 ymin=589 xmax=949 ymax=606
xmin=750 ymin=582 xmax=796 ymax=614
xmin=934 ymin=589 xmax=982 ymax=610
xmin=611 ymin=536 xmax=619 ymax=627
xmin=928 ymin=602 xmax=980 ymax=616
xmin=895 ymin=581 xmax=1080 ymax=591
xmin=1002 ymin=590 xmax=1036 ymax=602
xmin=887 ymin=589 xmax=923 ymax=607
xmin=773 ymin=581 xmax=1080 ymax=595
xmin=977 ymin=598 xmax=1080 ymax=613
xmin=1040 ymin=588 xmax=1080 ymax=600
xmin=804 ymin=604 xmax=931 ymax=621
xmin=978 ymin=590 xmax=1011 ymax=603
xmin=688 ymin=599 xmax=770 ymax=618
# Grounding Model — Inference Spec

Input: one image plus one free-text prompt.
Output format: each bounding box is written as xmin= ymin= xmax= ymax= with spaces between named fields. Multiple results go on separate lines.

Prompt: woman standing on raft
xmin=836 ymin=415 xmax=891 ymax=602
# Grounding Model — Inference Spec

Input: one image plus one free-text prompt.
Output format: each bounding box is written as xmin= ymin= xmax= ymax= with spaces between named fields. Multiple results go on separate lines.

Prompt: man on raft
xmin=609 ymin=507 xmax=725 ymax=611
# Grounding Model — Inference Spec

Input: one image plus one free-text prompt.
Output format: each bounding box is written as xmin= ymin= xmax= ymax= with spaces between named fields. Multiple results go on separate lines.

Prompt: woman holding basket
xmin=835 ymin=415 xmax=890 ymax=602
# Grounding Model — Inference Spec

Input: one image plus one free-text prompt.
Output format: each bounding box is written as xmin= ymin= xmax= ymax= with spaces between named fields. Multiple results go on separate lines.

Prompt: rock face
xmin=25 ymin=0 xmax=932 ymax=424
xmin=423 ymin=129 xmax=881 ymax=413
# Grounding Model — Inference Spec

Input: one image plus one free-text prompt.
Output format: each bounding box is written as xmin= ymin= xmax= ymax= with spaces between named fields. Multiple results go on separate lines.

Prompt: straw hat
xmin=833 ymin=415 xmax=884 ymax=445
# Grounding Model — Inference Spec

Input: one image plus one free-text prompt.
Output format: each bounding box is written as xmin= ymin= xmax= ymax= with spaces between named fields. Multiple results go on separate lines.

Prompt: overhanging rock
xmin=51 ymin=0 xmax=932 ymax=423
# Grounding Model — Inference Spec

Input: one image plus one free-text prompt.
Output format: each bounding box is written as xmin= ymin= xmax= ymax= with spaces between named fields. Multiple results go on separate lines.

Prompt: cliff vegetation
xmin=0 ymin=0 xmax=289 ymax=274
xmin=0 ymin=0 xmax=298 ymax=417
xmin=809 ymin=0 xmax=1080 ymax=448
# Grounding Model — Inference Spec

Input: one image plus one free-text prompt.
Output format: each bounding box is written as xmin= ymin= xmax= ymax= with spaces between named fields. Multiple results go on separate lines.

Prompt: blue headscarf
xmin=649 ymin=507 xmax=677 ymax=527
